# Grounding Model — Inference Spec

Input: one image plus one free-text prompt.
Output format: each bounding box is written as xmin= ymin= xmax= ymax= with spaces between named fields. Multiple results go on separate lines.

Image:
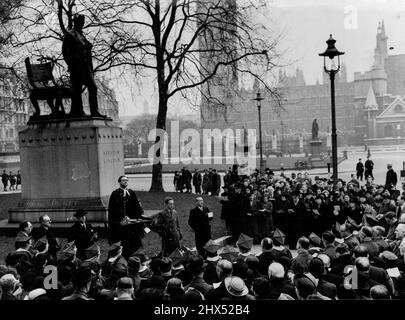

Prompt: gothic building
xmin=199 ymin=20 xmax=405 ymax=150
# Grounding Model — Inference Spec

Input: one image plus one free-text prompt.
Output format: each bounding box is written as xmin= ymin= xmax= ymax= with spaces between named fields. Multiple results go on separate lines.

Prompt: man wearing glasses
xmin=108 ymin=175 xmax=145 ymax=259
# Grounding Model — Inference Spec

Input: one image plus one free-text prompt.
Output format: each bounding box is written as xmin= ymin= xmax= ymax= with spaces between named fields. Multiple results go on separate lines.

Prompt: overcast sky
xmin=116 ymin=0 xmax=405 ymax=117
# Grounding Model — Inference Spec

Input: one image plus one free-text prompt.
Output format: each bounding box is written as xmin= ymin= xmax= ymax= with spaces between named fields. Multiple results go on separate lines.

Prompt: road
xmin=0 ymin=149 xmax=403 ymax=194
xmin=125 ymin=149 xmax=405 ymax=191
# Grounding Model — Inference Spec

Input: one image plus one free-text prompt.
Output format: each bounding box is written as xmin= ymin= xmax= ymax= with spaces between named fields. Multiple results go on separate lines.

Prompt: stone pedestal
xmin=9 ymin=117 xmax=124 ymax=223
xmin=309 ymin=139 xmax=323 ymax=164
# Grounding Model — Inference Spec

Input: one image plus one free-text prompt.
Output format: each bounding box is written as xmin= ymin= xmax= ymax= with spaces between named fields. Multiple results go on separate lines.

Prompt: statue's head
xmin=73 ymin=14 xmax=85 ymax=31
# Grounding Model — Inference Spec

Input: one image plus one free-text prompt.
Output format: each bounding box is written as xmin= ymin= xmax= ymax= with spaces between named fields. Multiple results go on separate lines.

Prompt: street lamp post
xmin=319 ymin=35 xmax=345 ymax=183
xmin=253 ymin=91 xmax=265 ymax=173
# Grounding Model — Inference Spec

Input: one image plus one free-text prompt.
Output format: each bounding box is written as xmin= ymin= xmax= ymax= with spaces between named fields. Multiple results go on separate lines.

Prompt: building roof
xmin=364 ymin=83 xmax=378 ymax=111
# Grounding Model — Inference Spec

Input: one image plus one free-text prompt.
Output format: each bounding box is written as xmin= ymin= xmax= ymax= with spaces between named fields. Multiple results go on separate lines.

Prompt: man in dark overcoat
xmin=188 ymin=197 xmax=213 ymax=258
xmin=67 ymin=209 xmax=98 ymax=260
xmin=108 ymin=175 xmax=144 ymax=259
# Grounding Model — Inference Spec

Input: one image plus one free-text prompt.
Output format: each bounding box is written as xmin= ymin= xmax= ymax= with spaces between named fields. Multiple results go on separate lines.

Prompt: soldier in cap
xmin=67 ymin=209 xmax=98 ymax=261
xmin=203 ymin=240 xmax=222 ymax=285
xmin=8 ymin=233 xmax=34 ymax=265
xmin=269 ymin=228 xmax=292 ymax=261
xmin=235 ymin=233 xmax=254 ymax=262
xmin=62 ymin=265 xmax=97 ymax=300
xmin=101 ymin=241 xmax=127 ymax=279
xmin=84 ymin=243 xmax=100 ymax=263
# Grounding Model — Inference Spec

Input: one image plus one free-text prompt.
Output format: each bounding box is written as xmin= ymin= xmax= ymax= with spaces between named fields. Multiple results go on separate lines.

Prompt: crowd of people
xmin=1 ymin=170 xmax=21 ymax=192
xmin=1 ymin=159 xmax=405 ymax=301
xmin=174 ymin=167 xmax=221 ymax=195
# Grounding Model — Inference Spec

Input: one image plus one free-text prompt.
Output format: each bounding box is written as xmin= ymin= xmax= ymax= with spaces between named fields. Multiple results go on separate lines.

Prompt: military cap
xmin=382 ymin=190 xmax=391 ymax=198
xmin=138 ymin=266 xmax=152 ymax=280
xmin=203 ymin=240 xmax=222 ymax=255
xmin=134 ymin=248 xmax=151 ymax=264
xmin=365 ymin=214 xmax=379 ymax=227
xmin=108 ymin=241 xmax=122 ymax=252
xmin=128 ymin=256 xmax=141 ymax=271
xmin=85 ymin=243 xmax=99 ymax=260
xmin=381 ymin=251 xmax=398 ymax=262
xmin=110 ymin=263 xmax=128 ymax=279
xmin=218 ymin=245 xmax=239 ymax=263
xmin=15 ymin=233 xmax=31 ymax=243
xmin=384 ymin=211 xmax=396 ymax=220
xmin=73 ymin=209 xmax=88 ymax=218
xmin=169 ymin=248 xmax=186 ymax=266
xmin=61 ymin=241 xmax=76 ymax=255
xmin=309 ymin=233 xmax=322 ymax=247
xmin=272 ymin=228 xmax=286 ymax=245
xmin=33 ymin=236 xmax=48 ymax=250
xmin=236 ymin=233 xmax=253 ymax=251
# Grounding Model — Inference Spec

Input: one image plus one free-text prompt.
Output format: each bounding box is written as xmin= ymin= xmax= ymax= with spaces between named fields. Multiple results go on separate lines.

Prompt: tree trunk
xmin=149 ymin=85 xmax=168 ymax=193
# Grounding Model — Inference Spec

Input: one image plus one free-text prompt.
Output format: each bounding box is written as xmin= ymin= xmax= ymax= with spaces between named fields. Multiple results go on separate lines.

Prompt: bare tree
xmin=4 ymin=0 xmax=282 ymax=192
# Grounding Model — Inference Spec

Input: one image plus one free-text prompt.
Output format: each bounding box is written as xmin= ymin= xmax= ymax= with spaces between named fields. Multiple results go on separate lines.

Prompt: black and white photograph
xmin=1 ymin=0 xmax=405 ymax=311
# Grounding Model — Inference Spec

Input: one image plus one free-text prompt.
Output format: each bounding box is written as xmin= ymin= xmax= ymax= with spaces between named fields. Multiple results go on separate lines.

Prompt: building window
xmin=394 ymin=105 xmax=403 ymax=114
xmin=384 ymin=125 xmax=394 ymax=137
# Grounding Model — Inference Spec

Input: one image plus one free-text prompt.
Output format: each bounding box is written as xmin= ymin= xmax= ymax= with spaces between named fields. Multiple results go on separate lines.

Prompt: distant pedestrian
xmin=356 ymin=159 xmax=364 ymax=181
xmin=16 ymin=170 xmax=21 ymax=190
xmin=202 ymin=170 xmax=209 ymax=195
xmin=385 ymin=164 xmax=398 ymax=193
xmin=192 ymin=169 xmax=202 ymax=194
xmin=2 ymin=170 xmax=8 ymax=191
xmin=9 ymin=172 xmax=16 ymax=191
xmin=211 ymin=169 xmax=221 ymax=196
xmin=365 ymin=155 xmax=374 ymax=179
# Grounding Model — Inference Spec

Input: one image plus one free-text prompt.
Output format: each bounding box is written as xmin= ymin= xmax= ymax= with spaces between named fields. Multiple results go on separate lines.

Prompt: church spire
xmin=365 ymin=83 xmax=378 ymax=111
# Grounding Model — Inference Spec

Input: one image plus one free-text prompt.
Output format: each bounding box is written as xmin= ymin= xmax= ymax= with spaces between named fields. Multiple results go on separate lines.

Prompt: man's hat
xmin=365 ymin=214 xmax=379 ymax=227
xmin=309 ymin=233 xmax=322 ymax=247
xmin=61 ymin=241 xmax=76 ymax=255
xmin=169 ymin=248 xmax=186 ymax=266
xmin=128 ymin=256 xmax=141 ymax=272
xmin=74 ymin=209 xmax=88 ymax=218
xmin=381 ymin=251 xmax=398 ymax=264
xmin=74 ymin=265 xmax=96 ymax=286
xmin=236 ymin=233 xmax=253 ymax=251
xmin=218 ymin=245 xmax=239 ymax=262
xmin=272 ymin=228 xmax=286 ymax=245
xmin=187 ymin=255 xmax=207 ymax=274
xmin=33 ymin=236 xmax=48 ymax=250
xmin=224 ymin=276 xmax=249 ymax=297
xmin=203 ymin=240 xmax=222 ymax=255
xmin=15 ymin=233 xmax=31 ymax=243
xmin=110 ymin=263 xmax=128 ymax=280
xmin=85 ymin=243 xmax=99 ymax=260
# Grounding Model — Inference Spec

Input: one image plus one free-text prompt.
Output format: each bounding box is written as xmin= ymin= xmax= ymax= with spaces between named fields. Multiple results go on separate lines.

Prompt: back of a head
xmin=297 ymin=237 xmax=310 ymax=250
xmin=160 ymin=258 xmax=173 ymax=274
xmin=372 ymin=226 xmax=385 ymax=237
xmin=308 ymin=257 xmax=325 ymax=279
xmin=261 ymin=238 xmax=273 ymax=251
xmin=355 ymin=257 xmax=370 ymax=272
xmin=294 ymin=275 xmax=317 ymax=300
xmin=361 ymin=226 xmax=373 ymax=238
xmin=268 ymin=262 xmax=285 ymax=280
xmin=322 ymin=231 xmax=335 ymax=244
xmin=317 ymin=254 xmax=331 ymax=268
xmin=336 ymin=243 xmax=350 ymax=255
xmin=370 ymin=285 xmax=391 ymax=300
xmin=217 ymin=259 xmax=233 ymax=278
xmin=353 ymin=245 xmax=369 ymax=258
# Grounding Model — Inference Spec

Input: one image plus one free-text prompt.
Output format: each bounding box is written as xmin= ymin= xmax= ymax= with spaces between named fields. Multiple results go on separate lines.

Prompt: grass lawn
xmin=0 ymin=191 xmax=226 ymax=264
